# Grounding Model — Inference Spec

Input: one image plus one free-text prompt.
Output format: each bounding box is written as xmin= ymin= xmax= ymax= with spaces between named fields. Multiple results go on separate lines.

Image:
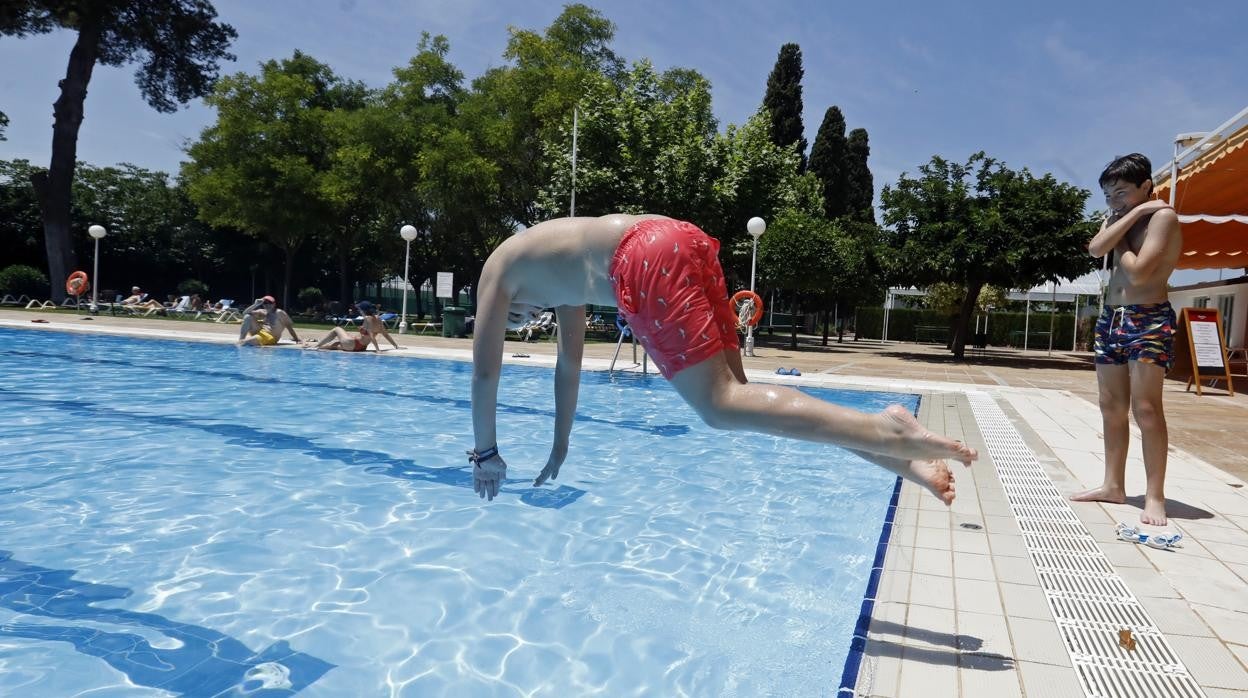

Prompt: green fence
xmin=856 ymin=307 xmax=1086 ymax=349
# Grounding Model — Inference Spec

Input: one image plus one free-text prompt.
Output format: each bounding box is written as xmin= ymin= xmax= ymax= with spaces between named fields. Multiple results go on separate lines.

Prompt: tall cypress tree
xmin=846 ymin=128 xmax=875 ymax=222
xmin=807 ymin=105 xmax=848 ymax=219
xmin=762 ymin=43 xmax=807 ymax=172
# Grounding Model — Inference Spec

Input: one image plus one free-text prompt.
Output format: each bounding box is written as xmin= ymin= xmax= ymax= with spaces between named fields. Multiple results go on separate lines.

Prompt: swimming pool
xmin=0 ymin=327 xmax=917 ymax=696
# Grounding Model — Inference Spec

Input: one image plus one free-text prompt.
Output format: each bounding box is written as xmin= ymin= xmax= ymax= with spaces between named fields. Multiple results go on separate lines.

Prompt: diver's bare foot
xmin=1069 ymin=485 xmax=1125 ymax=504
xmin=880 ymin=404 xmax=978 ymax=465
xmin=1141 ymin=496 xmax=1168 ymax=526
xmin=909 ymin=459 xmax=957 ymax=505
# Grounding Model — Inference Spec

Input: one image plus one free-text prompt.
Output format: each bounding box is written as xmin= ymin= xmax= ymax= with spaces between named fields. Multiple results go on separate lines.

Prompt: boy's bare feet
xmin=1069 ymin=485 xmax=1126 ymax=504
xmin=909 ymin=459 xmax=958 ymax=505
xmin=879 ymin=404 xmax=979 ymax=465
xmin=1141 ymin=496 xmax=1168 ymax=526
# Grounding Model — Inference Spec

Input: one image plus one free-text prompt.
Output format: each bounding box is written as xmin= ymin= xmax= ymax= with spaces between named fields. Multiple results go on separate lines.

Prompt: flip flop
xmin=775 ymin=367 xmax=791 ymax=375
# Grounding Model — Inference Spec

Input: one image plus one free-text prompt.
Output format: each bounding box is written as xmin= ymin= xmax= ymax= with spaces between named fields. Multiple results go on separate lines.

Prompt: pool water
xmin=0 ymin=327 xmax=917 ymax=696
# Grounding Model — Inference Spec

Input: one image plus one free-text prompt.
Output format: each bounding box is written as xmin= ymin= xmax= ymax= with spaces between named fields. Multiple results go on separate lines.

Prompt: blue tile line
xmin=0 ymin=386 xmax=585 ymax=509
xmin=0 ymin=550 xmax=335 ymax=696
xmin=836 ymin=399 xmax=914 ymax=694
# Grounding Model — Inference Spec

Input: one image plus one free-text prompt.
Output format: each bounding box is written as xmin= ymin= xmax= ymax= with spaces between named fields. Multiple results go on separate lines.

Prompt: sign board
xmin=436 ymin=272 xmax=453 ymax=300
xmin=1178 ymin=307 xmax=1234 ymax=396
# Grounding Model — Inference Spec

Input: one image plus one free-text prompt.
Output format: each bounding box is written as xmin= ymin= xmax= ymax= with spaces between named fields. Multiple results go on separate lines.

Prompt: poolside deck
xmin=4 ymin=308 xmax=1247 ymax=697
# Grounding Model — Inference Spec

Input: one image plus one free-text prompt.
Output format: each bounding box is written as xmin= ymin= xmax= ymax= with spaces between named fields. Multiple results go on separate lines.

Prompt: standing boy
xmin=1072 ymin=154 xmax=1183 ymax=525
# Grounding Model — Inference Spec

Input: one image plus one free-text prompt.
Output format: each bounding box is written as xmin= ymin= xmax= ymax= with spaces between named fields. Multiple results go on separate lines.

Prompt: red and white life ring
xmin=731 ymin=290 xmax=764 ymax=327
xmin=66 ymin=271 xmax=90 ymax=296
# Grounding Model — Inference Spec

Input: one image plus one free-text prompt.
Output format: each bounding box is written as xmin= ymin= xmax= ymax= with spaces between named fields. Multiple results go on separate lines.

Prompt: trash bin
xmin=442 ymin=306 xmax=467 ymax=337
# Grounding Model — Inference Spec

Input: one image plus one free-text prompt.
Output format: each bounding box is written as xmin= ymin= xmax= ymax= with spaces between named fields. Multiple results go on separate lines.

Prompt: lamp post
xmin=88 ymin=224 xmax=106 ymax=313
xmin=399 ymin=224 xmax=418 ymax=332
xmin=744 ymin=216 xmax=766 ymax=357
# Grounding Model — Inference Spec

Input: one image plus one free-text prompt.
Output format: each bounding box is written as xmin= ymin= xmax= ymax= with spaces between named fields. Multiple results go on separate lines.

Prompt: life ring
xmin=66 ymin=271 xmax=90 ymax=296
xmin=731 ymin=290 xmax=764 ymax=327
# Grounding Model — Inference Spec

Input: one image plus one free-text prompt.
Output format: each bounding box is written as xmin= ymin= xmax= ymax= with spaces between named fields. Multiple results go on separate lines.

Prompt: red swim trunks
xmin=609 ymin=218 xmax=739 ymax=379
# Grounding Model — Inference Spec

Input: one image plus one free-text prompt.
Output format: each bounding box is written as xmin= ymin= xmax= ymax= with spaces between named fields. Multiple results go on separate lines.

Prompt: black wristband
xmin=467 ymin=445 xmax=499 ymax=464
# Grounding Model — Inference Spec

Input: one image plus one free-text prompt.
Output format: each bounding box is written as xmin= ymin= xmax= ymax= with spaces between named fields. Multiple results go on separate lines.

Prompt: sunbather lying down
xmin=468 ymin=213 xmax=978 ymax=502
xmin=305 ymin=301 xmax=398 ymax=352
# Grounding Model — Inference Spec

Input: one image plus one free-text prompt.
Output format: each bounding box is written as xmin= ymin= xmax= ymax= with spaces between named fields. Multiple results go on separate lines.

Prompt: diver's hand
xmin=473 ymin=454 xmax=506 ymax=501
xmin=534 ymin=443 xmax=568 ymax=487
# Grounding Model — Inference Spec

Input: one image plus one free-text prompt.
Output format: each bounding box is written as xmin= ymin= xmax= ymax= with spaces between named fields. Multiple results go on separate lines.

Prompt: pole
xmin=1098 ymin=255 xmax=1108 ymax=315
xmin=1048 ymin=282 xmax=1056 ymax=356
xmin=570 ymin=106 xmax=578 ymax=217
xmin=1169 ymin=139 xmax=1179 ymax=207
xmin=1024 ymin=295 xmax=1031 ymax=350
xmin=90 ymin=236 xmax=100 ymax=312
xmin=883 ymin=291 xmax=891 ymax=343
xmin=745 ymin=235 xmax=759 ymax=356
xmin=1072 ymin=293 xmax=1081 ymax=351
xmin=400 ymin=238 xmax=412 ymax=332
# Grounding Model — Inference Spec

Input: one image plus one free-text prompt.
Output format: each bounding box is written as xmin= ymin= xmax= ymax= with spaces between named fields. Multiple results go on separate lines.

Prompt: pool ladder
xmin=609 ymin=326 xmax=648 ymax=375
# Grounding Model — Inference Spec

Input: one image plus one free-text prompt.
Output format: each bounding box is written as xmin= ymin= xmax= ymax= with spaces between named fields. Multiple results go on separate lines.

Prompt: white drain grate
xmin=966 ymin=392 xmax=1206 ymax=698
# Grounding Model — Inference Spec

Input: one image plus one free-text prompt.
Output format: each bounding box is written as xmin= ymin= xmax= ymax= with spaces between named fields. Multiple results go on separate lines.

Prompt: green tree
xmin=1 ymin=1 xmax=235 ymax=301
xmin=880 ymin=153 xmax=1096 ymax=358
xmin=762 ymin=43 xmax=807 ymax=172
xmin=711 ymin=112 xmax=822 ymax=287
xmin=0 ymin=111 xmax=8 ymax=140
xmin=807 ymin=106 xmax=848 ymax=220
xmin=757 ymin=209 xmax=842 ymax=347
xmin=922 ymin=283 xmax=1009 ymax=315
xmin=0 ymin=159 xmax=47 ymax=271
xmin=845 ymin=128 xmax=875 ymax=223
xmin=182 ymin=52 xmax=363 ymax=305
xmin=469 ymin=3 xmax=621 ymax=227
xmin=535 ymin=60 xmax=720 ymax=224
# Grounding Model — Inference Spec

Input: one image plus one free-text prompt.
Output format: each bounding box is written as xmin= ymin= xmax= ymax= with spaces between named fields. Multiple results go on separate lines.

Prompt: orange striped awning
xmin=1154 ymin=112 xmax=1248 ymax=270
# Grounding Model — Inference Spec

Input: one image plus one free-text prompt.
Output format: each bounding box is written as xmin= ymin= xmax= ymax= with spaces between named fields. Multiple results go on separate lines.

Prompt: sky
xmin=2 ymin=0 xmax=1246 ymax=285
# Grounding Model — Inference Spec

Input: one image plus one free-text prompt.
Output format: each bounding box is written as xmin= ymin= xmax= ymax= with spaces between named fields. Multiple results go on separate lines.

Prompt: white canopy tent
xmin=882 ymin=270 xmax=1107 ymax=351
xmin=1014 ymin=271 xmax=1107 ymax=353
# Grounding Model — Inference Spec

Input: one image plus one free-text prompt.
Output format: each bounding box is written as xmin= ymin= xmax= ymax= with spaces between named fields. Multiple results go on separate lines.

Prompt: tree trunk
xmin=282 ymin=246 xmax=296 ymax=308
xmin=337 ymin=243 xmax=351 ymax=305
xmin=414 ymin=272 xmax=424 ymax=318
xmin=821 ymin=308 xmax=830 ymax=346
xmin=951 ymin=281 xmax=984 ymax=359
xmin=788 ymin=296 xmax=799 ymax=349
xmin=31 ymin=24 xmax=101 ymax=302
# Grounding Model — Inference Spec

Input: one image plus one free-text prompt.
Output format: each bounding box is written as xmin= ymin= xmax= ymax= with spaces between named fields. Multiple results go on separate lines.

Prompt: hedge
xmin=856 ymin=306 xmax=1088 ymax=350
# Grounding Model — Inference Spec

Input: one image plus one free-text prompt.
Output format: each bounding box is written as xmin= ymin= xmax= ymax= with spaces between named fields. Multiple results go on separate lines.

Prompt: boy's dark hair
xmin=1099 ymin=153 xmax=1153 ymax=193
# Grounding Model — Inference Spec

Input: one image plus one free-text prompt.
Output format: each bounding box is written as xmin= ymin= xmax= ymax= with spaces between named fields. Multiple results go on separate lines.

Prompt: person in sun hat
xmin=238 ymin=294 xmax=300 ymax=346
xmin=467 ymin=213 xmax=979 ymax=502
xmin=305 ymin=300 xmax=398 ymax=352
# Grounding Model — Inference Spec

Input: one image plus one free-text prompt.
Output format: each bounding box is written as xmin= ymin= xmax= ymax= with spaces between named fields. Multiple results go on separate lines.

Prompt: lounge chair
xmin=204 ymin=299 xmax=241 ymax=323
xmin=379 ymin=312 xmax=400 ymax=330
xmin=1 ymin=294 xmax=31 ymax=307
xmin=162 ymin=295 xmax=192 ymax=318
xmin=521 ymin=311 xmax=557 ymax=341
xmin=24 ymin=299 xmax=57 ymax=309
